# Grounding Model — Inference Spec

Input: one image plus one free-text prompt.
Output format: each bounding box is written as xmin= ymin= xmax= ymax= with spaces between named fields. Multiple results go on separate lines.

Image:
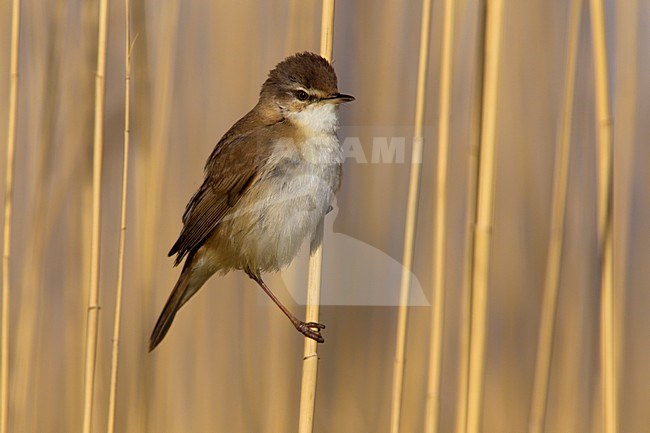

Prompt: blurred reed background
xmin=0 ymin=0 xmax=648 ymax=432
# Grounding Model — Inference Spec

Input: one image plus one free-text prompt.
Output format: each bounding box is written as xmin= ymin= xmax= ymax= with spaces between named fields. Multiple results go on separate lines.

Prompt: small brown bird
xmin=149 ymin=52 xmax=354 ymax=351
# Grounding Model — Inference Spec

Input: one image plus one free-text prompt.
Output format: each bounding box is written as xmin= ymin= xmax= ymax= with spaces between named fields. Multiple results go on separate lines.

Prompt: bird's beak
xmin=323 ymin=93 xmax=355 ymax=104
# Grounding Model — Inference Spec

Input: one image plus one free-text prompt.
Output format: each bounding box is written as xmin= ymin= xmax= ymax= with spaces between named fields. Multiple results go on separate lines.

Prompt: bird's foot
xmin=295 ymin=321 xmax=326 ymax=343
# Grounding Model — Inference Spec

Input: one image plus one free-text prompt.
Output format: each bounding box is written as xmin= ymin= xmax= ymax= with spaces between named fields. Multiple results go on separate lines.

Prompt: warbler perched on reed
xmin=149 ymin=52 xmax=354 ymax=351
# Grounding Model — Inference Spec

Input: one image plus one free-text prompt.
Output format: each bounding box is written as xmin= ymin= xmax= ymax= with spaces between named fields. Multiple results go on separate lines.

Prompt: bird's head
xmin=258 ymin=52 xmax=354 ymax=133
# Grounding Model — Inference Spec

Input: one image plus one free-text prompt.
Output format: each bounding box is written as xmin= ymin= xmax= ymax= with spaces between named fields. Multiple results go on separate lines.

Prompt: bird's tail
xmin=149 ymin=253 xmax=205 ymax=352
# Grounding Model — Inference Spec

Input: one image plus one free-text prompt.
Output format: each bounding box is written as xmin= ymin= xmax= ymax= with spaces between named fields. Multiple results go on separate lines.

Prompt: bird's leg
xmin=245 ymin=270 xmax=325 ymax=343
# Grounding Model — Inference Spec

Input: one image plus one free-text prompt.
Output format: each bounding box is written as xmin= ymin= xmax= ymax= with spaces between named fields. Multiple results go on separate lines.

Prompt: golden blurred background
xmin=0 ymin=0 xmax=647 ymax=432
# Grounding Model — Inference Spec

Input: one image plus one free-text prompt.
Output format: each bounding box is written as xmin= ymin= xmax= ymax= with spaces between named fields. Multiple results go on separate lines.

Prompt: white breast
xmin=215 ymin=109 xmax=343 ymax=273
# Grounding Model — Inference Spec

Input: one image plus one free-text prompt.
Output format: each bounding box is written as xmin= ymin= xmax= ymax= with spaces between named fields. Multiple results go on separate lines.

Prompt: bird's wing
xmin=168 ymin=132 xmax=270 ymax=266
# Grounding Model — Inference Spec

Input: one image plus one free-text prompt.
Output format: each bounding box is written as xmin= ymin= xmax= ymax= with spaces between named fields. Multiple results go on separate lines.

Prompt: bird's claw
xmin=296 ymin=321 xmax=326 ymax=343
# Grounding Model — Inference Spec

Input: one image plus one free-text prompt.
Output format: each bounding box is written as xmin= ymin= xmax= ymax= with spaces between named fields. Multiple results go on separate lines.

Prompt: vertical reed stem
xmin=297 ymin=2 xmax=335 ymax=432
xmin=389 ymin=0 xmax=433 ymax=431
xmin=1 ymin=1 xmax=21 ymax=432
xmin=528 ymin=2 xmax=582 ymax=432
xmin=466 ymin=0 xmax=504 ymax=432
xmin=454 ymin=4 xmax=486 ymax=433
xmin=82 ymin=0 xmax=109 ymax=431
xmin=611 ymin=2 xmax=637 ymax=431
xmin=318 ymin=0 xmax=335 ymax=59
xmin=424 ymin=0 xmax=455 ymax=431
xmin=589 ymin=0 xmax=615 ymax=432
xmin=298 ymin=221 xmax=325 ymax=433
xmin=106 ymin=2 xmax=132 ymax=432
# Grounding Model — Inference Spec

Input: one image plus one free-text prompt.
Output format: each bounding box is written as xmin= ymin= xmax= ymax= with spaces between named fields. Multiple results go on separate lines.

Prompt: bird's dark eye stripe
xmin=296 ymin=90 xmax=309 ymax=101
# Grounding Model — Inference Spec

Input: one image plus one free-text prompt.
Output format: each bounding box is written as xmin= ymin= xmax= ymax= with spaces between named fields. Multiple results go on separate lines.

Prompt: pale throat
xmin=287 ymin=103 xmax=339 ymax=136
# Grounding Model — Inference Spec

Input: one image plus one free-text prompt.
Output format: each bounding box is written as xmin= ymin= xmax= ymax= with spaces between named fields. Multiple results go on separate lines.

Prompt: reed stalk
xmin=126 ymin=0 xmax=152 ymax=430
xmin=466 ymin=0 xmax=504 ymax=432
xmin=106 ymin=2 xmax=133 ymax=431
xmin=527 ymin=2 xmax=582 ymax=432
xmin=298 ymin=3 xmax=335 ymax=432
xmin=610 ymin=3 xmax=637 ymax=431
xmin=424 ymin=0 xmax=455 ymax=431
xmin=81 ymin=0 xmax=109 ymax=431
xmin=388 ymin=0 xmax=433 ymax=431
xmin=589 ymin=0 xmax=615 ymax=431
xmin=1 ymin=1 xmax=21 ymax=432
xmin=298 ymin=221 xmax=325 ymax=433
xmin=454 ymin=4 xmax=486 ymax=433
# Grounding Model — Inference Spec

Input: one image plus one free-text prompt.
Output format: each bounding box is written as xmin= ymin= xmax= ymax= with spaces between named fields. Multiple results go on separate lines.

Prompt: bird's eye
xmin=296 ymin=90 xmax=309 ymax=101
